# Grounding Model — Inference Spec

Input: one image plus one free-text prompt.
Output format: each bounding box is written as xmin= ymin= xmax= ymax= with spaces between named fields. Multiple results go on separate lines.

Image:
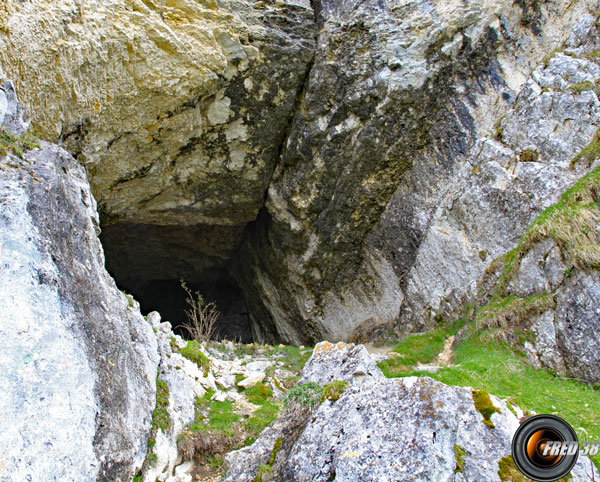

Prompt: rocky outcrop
xmin=0 ymin=84 xmax=158 ymax=481
xmin=1 ymin=0 xmax=598 ymax=347
xmin=225 ymin=342 xmax=599 ymax=481
xmin=0 ymin=0 xmax=316 ymax=301
xmin=237 ymin=0 xmax=600 ymax=343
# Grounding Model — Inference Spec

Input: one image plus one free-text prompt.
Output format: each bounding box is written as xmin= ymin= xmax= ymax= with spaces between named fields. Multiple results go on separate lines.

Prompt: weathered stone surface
xmin=237 ymin=0 xmax=598 ymax=343
xmin=396 ymin=17 xmax=600 ymax=331
xmin=554 ymin=271 xmax=600 ymax=384
xmin=0 ymin=0 xmax=316 ymax=296
xmin=508 ymin=239 xmax=568 ymax=298
xmin=0 ymin=96 xmax=158 ymax=481
xmin=285 ymin=377 xmax=597 ymax=482
xmin=299 ymin=341 xmax=383 ymax=387
xmin=225 ymin=347 xmax=599 ymax=481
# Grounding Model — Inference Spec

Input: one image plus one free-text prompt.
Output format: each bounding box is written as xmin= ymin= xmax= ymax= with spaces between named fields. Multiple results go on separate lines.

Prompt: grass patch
xmin=273 ymin=345 xmax=313 ymax=374
xmin=397 ymin=333 xmax=600 ymax=471
xmin=496 ymin=167 xmax=600 ymax=296
xmin=244 ymin=382 xmax=273 ymax=405
xmin=474 ymin=294 xmax=555 ymax=332
xmin=244 ymin=400 xmax=280 ymax=442
xmin=180 ymin=340 xmax=210 ymax=376
xmin=0 ymin=127 xmax=39 ymax=158
xmin=378 ymin=321 xmax=463 ymax=377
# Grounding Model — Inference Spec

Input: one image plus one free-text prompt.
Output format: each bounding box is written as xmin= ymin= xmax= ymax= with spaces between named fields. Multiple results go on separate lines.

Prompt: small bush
xmin=285 ymin=382 xmax=322 ymax=409
xmin=179 ymin=279 xmax=219 ymax=343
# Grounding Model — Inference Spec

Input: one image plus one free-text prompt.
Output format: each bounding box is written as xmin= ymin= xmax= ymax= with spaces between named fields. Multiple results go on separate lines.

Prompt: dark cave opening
xmin=99 ymin=222 xmax=254 ymax=343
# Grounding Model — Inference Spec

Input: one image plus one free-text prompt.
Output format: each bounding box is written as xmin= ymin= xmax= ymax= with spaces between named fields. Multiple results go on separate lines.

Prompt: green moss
xmin=472 ymin=389 xmax=500 ymax=428
xmin=321 ymin=381 xmax=350 ymax=402
xmin=0 ymin=127 xmax=39 ymax=158
xmin=498 ymin=454 xmax=572 ymax=481
xmin=143 ymin=373 xmax=171 ymax=469
xmin=518 ymin=148 xmax=539 ymax=163
xmin=132 ymin=472 xmax=142 ymax=482
xmin=251 ymin=464 xmax=272 ymax=482
xmin=454 ymin=444 xmax=467 ymax=473
xmin=269 ymin=437 xmax=283 ymax=466
xmin=285 ymin=382 xmax=323 ymax=409
xmin=152 ymin=378 xmax=171 ymax=432
xmin=180 ymin=340 xmax=210 ymax=376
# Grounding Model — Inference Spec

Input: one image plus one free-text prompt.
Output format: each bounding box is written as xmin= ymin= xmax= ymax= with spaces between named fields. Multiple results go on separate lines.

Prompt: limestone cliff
xmin=0 ymin=82 xmax=158 ymax=481
xmin=1 ymin=0 xmax=599 ymax=346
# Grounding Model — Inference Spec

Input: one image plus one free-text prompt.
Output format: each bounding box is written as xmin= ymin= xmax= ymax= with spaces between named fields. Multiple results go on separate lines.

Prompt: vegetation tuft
xmin=179 ymin=340 xmax=210 ymax=376
xmin=321 ymin=381 xmax=349 ymax=402
xmin=472 ymin=389 xmax=500 ymax=428
xmin=285 ymin=382 xmax=323 ymax=409
xmin=0 ymin=127 xmax=39 ymax=158
xmin=454 ymin=444 xmax=466 ymax=473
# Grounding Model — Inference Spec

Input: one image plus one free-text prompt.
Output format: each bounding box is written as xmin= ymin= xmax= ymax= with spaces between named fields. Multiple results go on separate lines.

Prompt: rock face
xmin=1 ymin=0 xmax=599 ymax=347
xmin=0 ymin=87 xmax=158 ymax=481
xmin=0 ymin=0 xmax=316 ymax=314
xmin=236 ymin=0 xmax=600 ymax=343
xmin=225 ymin=342 xmax=599 ymax=481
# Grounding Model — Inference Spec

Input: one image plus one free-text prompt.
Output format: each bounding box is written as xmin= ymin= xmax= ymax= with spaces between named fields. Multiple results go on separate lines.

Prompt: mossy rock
xmin=472 ymin=389 xmax=500 ymax=428
xmin=454 ymin=444 xmax=466 ymax=473
xmin=321 ymin=381 xmax=349 ymax=402
xmin=180 ymin=340 xmax=210 ymax=376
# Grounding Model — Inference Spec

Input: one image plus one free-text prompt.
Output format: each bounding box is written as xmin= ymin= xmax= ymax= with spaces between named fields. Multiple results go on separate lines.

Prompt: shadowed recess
xmin=100 ymin=221 xmax=253 ymax=343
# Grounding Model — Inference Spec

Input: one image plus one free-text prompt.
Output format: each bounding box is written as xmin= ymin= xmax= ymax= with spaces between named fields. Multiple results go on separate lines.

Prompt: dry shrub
xmin=179 ymin=279 xmax=219 ymax=343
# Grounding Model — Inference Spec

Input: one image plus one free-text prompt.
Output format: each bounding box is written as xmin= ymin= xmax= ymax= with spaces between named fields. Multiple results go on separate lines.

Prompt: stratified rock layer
xmin=237 ymin=0 xmax=599 ymax=343
xmin=0 ymin=0 xmax=316 ymax=292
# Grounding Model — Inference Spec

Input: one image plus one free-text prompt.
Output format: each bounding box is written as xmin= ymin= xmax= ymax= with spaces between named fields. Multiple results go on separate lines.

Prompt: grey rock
xmin=0 ymin=81 xmax=30 ymax=135
xmin=508 ymin=239 xmax=568 ymax=298
xmin=0 ymin=106 xmax=158 ymax=481
xmin=555 ymin=271 xmax=600 ymax=384
xmin=299 ymin=341 xmax=383 ymax=387
xmin=525 ymin=310 xmax=568 ymax=376
xmin=396 ymin=16 xmax=600 ymax=330
xmin=226 ymin=376 xmax=599 ymax=481
xmin=237 ymin=0 xmax=598 ymax=342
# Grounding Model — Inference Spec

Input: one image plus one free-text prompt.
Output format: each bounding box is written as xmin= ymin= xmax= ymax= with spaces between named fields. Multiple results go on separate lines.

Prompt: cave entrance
xmin=99 ymin=222 xmax=254 ymax=343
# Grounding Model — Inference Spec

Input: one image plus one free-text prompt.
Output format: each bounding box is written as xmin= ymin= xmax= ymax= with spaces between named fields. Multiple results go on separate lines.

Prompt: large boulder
xmin=225 ymin=343 xmax=599 ymax=481
xmin=0 ymin=88 xmax=158 ymax=481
